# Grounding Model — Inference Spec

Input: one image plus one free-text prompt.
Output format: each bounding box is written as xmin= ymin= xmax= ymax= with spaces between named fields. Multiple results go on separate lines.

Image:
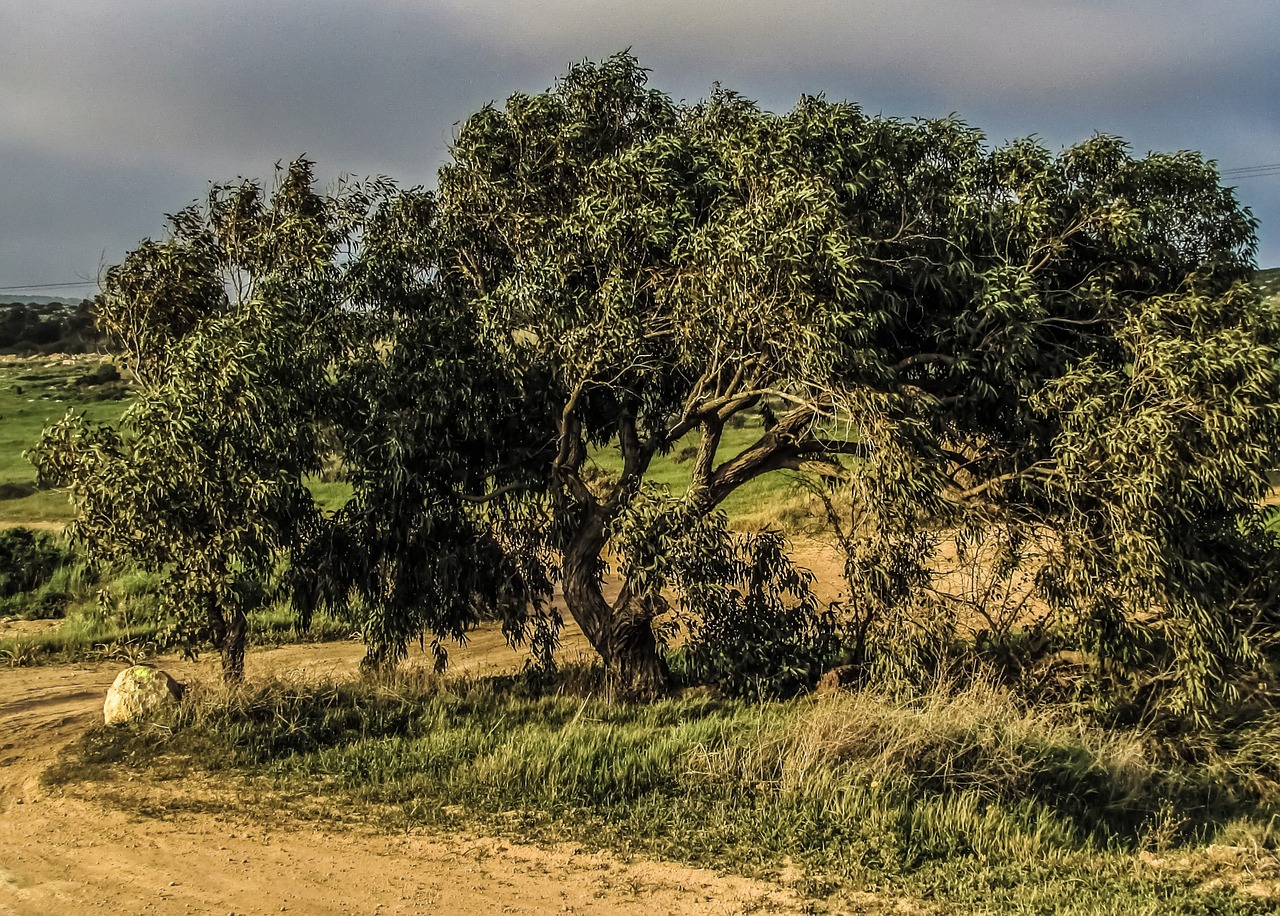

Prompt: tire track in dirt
xmin=0 ymin=633 xmax=811 ymax=916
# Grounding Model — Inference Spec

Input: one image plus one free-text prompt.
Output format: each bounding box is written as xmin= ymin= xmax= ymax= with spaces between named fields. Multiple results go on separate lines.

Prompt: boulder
xmin=816 ymin=663 xmax=864 ymax=696
xmin=103 ymin=664 xmax=184 ymax=726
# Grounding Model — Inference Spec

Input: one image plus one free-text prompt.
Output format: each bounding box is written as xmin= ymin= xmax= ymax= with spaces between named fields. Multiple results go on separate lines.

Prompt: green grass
xmin=0 ymin=555 xmax=355 ymax=668
xmin=588 ymin=414 xmax=826 ymax=530
xmin=61 ymin=672 xmax=1280 ymax=914
xmin=0 ymin=601 xmax=354 ymax=668
xmin=0 ymin=356 xmax=128 ymax=524
xmin=306 ymin=478 xmax=354 ymax=515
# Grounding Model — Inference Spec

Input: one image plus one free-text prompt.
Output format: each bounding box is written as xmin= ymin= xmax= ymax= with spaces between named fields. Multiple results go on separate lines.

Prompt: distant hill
xmin=1255 ymin=267 xmax=1280 ymax=299
xmin=0 ymin=294 xmax=86 ymax=307
xmin=0 ymin=298 xmax=111 ymax=354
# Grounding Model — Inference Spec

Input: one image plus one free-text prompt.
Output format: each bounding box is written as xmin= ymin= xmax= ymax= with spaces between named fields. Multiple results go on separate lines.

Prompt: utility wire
xmin=1221 ymin=162 xmax=1280 ymax=179
xmin=0 ymin=280 xmax=98 ymax=292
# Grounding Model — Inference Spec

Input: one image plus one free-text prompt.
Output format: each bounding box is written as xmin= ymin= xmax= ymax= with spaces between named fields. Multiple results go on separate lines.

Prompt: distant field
xmin=0 ymin=356 xmax=127 ymax=526
xmin=1257 ymin=266 xmax=1280 ymax=299
xmin=0 ymin=355 xmax=814 ymax=532
xmin=589 ymin=418 xmax=825 ymax=530
xmin=0 ymin=351 xmax=1274 ymax=534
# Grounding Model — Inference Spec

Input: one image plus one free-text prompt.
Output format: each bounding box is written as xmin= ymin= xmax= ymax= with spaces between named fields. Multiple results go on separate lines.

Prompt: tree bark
xmin=560 ymin=502 xmax=669 ymax=698
xmin=219 ymin=609 xmax=247 ymax=685
xmin=606 ymin=588 xmax=670 ymax=698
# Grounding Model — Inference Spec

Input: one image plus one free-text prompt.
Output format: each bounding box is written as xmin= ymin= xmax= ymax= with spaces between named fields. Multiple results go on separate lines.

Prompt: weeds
xmin=61 ymin=669 xmax=1280 ymax=914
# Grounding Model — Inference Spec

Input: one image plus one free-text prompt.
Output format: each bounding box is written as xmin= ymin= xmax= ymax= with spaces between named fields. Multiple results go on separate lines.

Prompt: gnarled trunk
xmin=606 ymin=589 xmax=669 ymax=698
xmin=560 ymin=503 xmax=668 ymax=698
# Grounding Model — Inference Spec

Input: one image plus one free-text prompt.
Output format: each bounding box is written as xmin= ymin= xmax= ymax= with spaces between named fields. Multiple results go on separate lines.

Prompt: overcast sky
xmin=3 ymin=0 xmax=1278 ymax=296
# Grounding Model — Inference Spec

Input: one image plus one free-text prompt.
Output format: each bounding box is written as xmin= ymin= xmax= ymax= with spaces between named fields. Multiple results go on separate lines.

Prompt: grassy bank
xmin=59 ymin=671 xmax=1280 ymax=914
xmin=0 ymin=597 xmax=355 ymax=667
xmin=0 ymin=542 xmax=354 ymax=668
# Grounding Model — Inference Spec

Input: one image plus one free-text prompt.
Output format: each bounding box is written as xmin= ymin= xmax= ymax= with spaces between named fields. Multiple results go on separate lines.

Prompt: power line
xmin=0 ymin=280 xmax=99 ymax=292
xmin=1221 ymin=162 xmax=1280 ymax=179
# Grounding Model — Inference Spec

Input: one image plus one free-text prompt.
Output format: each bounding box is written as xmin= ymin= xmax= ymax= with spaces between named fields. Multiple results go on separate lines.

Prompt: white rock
xmin=103 ymin=665 xmax=183 ymax=726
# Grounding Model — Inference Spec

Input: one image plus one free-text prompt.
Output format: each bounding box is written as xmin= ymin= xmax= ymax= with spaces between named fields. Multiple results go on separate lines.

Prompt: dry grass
xmin=704 ymin=679 xmax=1153 ymax=800
xmin=59 ymin=667 xmax=1280 ymax=914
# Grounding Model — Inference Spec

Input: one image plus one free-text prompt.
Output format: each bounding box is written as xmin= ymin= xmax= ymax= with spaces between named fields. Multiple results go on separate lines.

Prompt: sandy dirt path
xmin=0 ymin=633 xmax=811 ymax=916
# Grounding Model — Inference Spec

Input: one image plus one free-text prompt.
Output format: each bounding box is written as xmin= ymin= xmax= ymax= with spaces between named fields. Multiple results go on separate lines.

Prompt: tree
xmin=36 ymin=56 xmax=1279 ymax=709
xmin=435 ymin=53 xmax=1279 ymax=703
xmin=32 ymin=161 xmax=558 ymax=683
xmin=294 ymin=185 xmax=558 ymax=672
xmin=31 ymin=160 xmax=375 ymax=682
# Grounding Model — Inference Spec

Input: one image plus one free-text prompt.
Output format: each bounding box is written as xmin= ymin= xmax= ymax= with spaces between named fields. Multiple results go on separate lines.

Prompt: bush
xmin=74 ymin=362 xmax=121 ymax=386
xmin=0 ymin=527 xmax=72 ymax=598
xmin=679 ymin=530 xmax=842 ymax=700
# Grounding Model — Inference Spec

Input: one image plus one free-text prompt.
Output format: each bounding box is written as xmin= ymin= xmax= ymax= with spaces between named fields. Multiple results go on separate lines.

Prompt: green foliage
xmin=0 ymin=526 xmax=71 ymax=598
xmin=29 ymin=53 xmax=1280 ymax=707
xmin=27 ymin=160 xmax=372 ymax=681
xmin=611 ymin=486 xmax=839 ymax=698
xmin=436 ymin=53 xmax=1280 ymax=704
xmin=0 ymin=562 xmax=351 ymax=667
xmin=0 ymin=298 xmax=112 ymax=355
xmin=291 ymin=184 xmax=559 ymax=671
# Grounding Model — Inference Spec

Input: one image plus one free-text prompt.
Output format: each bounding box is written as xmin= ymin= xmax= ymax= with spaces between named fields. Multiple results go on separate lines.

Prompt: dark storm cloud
xmin=3 ymin=0 xmax=1278 ymax=288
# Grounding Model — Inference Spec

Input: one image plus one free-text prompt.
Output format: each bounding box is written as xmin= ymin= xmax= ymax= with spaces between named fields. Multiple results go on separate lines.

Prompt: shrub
xmin=0 ymin=527 xmax=72 ymax=597
xmin=679 ymin=530 xmax=842 ymax=700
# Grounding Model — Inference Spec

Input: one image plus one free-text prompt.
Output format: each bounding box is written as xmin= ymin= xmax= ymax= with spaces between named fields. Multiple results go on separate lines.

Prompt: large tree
xmin=435 ymin=54 xmax=1278 ymax=701
xmin=37 ymin=56 xmax=1279 ymax=708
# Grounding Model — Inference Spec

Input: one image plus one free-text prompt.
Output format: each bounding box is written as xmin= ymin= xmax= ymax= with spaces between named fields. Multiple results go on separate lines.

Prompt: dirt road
xmin=0 ymin=636 xmax=808 ymax=916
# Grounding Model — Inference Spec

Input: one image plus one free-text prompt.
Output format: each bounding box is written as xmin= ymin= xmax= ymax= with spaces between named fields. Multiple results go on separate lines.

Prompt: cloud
xmin=1 ymin=0 xmax=1277 ymax=284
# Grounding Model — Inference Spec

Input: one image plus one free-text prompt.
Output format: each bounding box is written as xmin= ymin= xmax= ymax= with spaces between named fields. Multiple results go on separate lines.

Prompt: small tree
xmin=31 ymin=161 xmax=373 ymax=682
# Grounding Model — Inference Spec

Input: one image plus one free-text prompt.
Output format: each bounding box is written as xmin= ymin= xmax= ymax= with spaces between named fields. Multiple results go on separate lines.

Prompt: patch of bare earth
xmin=0 ymin=618 xmax=60 ymax=641
xmin=0 ymin=633 xmax=821 ymax=916
xmin=0 ymin=521 xmax=67 ymax=533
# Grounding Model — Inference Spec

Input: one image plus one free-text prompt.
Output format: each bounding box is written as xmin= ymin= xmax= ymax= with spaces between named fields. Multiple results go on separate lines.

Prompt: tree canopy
xmin=35 ymin=54 xmax=1280 ymax=710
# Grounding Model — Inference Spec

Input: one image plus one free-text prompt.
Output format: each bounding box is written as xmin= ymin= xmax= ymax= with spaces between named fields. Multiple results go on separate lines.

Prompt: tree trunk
xmin=560 ymin=504 xmax=668 ymax=698
xmin=606 ymin=589 xmax=670 ymax=698
xmin=219 ymin=609 xmax=247 ymax=685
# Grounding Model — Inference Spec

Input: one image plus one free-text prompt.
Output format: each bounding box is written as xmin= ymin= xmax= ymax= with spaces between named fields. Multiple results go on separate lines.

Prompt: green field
xmin=1256 ymin=266 xmax=1280 ymax=300
xmin=0 ymin=356 xmax=128 ymax=525
xmin=0 ymin=354 xmax=812 ymax=531
xmin=588 ymin=416 xmax=824 ymax=530
xmin=0 ymin=357 xmax=357 ymax=664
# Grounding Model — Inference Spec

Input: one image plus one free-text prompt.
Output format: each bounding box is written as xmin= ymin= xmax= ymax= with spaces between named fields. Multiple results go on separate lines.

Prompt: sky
xmin=2 ymin=0 xmax=1278 ymax=297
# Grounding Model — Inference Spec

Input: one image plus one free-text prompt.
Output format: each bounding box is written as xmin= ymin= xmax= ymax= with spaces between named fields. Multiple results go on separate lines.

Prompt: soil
xmin=0 ymin=631 xmax=817 ymax=916
xmin=0 ymin=532 xmax=1149 ymax=915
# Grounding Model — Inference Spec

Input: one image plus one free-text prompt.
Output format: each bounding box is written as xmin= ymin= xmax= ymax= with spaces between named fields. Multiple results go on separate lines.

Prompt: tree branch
xmin=457 ymin=481 xmax=538 ymax=504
